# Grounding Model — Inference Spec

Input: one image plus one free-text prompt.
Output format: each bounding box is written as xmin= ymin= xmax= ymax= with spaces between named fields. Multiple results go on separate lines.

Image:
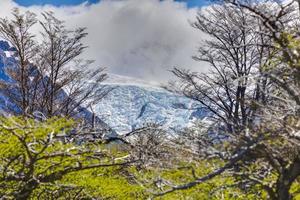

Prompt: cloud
xmin=0 ymin=0 xmax=209 ymax=83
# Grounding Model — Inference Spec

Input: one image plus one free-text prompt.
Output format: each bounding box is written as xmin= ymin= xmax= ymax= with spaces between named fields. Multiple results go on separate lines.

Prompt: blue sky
xmin=175 ymin=0 xmax=207 ymax=7
xmin=14 ymin=0 xmax=99 ymax=6
xmin=14 ymin=0 xmax=206 ymax=7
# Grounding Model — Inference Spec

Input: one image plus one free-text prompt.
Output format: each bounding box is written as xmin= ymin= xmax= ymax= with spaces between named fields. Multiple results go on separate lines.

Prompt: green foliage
xmin=0 ymin=117 xmax=74 ymax=198
xmin=155 ymin=166 xmax=264 ymax=199
xmin=0 ymin=117 xmax=276 ymax=199
xmin=264 ymin=32 xmax=300 ymax=84
xmin=290 ymin=180 xmax=300 ymax=200
xmin=0 ymin=117 xmax=134 ymax=199
xmin=43 ymin=160 xmax=265 ymax=199
xmin=125 ymin=159 xmax=266 ymax=200
xmin=61 ymin=167 xmax=145 ymax=199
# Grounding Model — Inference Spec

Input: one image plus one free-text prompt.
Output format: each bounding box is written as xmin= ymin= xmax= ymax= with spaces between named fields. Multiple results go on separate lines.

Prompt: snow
xmin=4 ymin=51 xmax=13 ymax=58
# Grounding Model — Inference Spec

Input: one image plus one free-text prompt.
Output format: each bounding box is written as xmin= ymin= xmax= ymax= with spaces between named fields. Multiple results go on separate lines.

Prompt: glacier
xmin=95 ymin=74 xmax=208 ymax=134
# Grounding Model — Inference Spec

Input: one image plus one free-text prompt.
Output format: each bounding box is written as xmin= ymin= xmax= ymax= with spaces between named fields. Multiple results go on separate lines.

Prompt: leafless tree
xmin=0 ymin=9 xmax=110 ymax=119
xmin=0 ymin=9 xmax=37 ymax=115
xmin=157 ymin=2 xmax=300 ymax=200
xmin=128 ymin=124 xmax=175 ymax=169
xmin=172 ymin=4 xmax=272 ymax=135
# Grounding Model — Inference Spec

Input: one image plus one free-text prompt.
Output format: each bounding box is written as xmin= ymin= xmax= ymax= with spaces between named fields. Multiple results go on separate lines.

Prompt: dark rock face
xmin=0 ymin=41 xmax=10 ymax=51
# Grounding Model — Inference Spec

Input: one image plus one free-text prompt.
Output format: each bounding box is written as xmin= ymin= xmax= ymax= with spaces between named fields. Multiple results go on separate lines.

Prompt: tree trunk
xmin=276 ymin=182 xmax=291 ymax=200
xmin=276 ymin=158 xmax=300 ymax=200
xmin=15 ymin=191 xmax=32 ymax=200
xmin=14 ymin=180 xmax=37 ymax=200
xmin=275 ymin=170 xmax=295 ymax=200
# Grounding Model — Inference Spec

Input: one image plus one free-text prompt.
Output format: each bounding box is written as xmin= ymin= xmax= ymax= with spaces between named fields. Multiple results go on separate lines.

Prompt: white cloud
xmin=0 ymin=0 xmax=210 ymax=83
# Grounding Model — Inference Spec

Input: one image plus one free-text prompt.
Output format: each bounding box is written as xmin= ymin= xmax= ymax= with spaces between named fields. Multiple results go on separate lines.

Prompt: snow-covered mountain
xmin=0 ymin=40 xmax=208 ymax=135
xmin=0 ymin=41 xmax=18 ymax=114
xmin=95 ymin=74 xmax=207 ymax=134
